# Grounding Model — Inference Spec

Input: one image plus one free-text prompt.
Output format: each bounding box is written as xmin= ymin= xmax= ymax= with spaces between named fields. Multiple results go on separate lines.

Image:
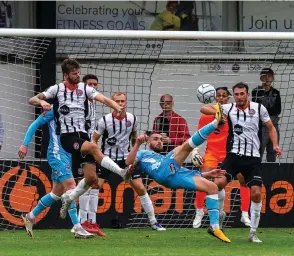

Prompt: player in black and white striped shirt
xmin=92 ymin=92 xmax=165 ymax=231
xmin=200 ymin=82 xmax=282 ymax=243
xmin=29 ymin=59 xmax=132 ymax=219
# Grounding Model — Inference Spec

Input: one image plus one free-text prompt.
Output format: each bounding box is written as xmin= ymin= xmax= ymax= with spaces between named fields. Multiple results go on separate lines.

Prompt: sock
xmin=196 ymin=191 xmax=206 ymax=211
xmin=88 ymin=189 xmax=99 ymax=224
xmin=139 ymin=193 xmax=157 ymax=225
xmin=188 ymin=120 xmax=217 ymax=148
xmin=101 ymin=156 xmax=124 ymax=177
xmin=68 ymin=178 xmax=90 ymax=201
xmin=240 ymin=186 xmax=250 ymax=213
xmin=250 ymin=201 xmax=262 ymax=232
xmin=68 ymin=201 xmax=79 ymax=226
xmin=206 ymin=194 xmax=219 ymax=229
xmin=218 ymin=189 xmax=225 ymax=213
xmin=78 ymin=190 xmax=90 ymax=224
xmin=30 ymin=192 xmax=60 ymax=220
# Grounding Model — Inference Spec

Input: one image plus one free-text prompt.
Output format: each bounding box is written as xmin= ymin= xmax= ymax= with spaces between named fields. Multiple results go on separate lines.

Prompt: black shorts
xmin=60 ymin=132 xmax=95 ymax=168
xmin=98 ymin=159 xmax=142 ymax=180
xmin=220 ymin=153 xmax=263 ymax=187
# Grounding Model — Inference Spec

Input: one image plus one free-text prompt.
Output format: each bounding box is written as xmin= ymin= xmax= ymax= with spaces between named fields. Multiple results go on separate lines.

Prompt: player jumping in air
xmin=18 ymin=109 xmax=94 ymax=239
xmin=125 ymin=104 xmax=231 ymax=243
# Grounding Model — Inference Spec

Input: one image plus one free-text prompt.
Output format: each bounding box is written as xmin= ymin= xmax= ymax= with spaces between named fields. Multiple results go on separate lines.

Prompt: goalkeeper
xmin=125 ymin=104 xmax=231 ymax=243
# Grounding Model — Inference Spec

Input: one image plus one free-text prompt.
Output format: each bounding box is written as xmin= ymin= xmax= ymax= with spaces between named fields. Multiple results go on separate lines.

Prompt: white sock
xmin=69 ymin=178 xmax=90 ymax=201
xmin=101 ymin=156 xmax=124 ymax=177
xmin=139 ymin=193 xmax=156 ymax=225
xmin=242 ymin=211 xmax=249 ymax=217
xmin=88 ymin=189 xmax=99 ymax=224
xmin=218 ymin=189 xmax=225 ymax=213
xmin=250 ymin=201 xmax=262 ymax=232
xmin=196 ymin=208 xmax=204 ymax=215
xmin=78 ymin=189 xmax=90 ymax=224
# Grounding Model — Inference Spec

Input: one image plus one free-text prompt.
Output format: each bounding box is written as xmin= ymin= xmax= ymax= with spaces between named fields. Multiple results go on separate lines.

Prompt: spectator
xmin=252 ymin=68 xmax=281 ymax=162
xmin=153 ymin=94 xmax=190 ymax=154
xmin=150 ymin=1 xmax=181 ymax=31
xmin=0 ymin=113 xmax=3 ymax=151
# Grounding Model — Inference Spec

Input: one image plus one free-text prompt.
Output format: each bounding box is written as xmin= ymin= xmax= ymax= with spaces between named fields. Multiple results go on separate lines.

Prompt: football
xmin=197 ymin=84 xmax=216 ymax=104
xmin=191 ymin=148 xmax=203 ymax=168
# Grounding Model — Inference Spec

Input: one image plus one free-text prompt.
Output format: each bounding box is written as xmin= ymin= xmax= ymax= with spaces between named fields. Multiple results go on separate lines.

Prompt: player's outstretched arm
xmin=18 ymin=113 xmax=49 ymax=159
xmin=29 ymin=92 xmax=51 ymax=111
xmin=94 ymin=94 xmax=123 ymax=116
xmin=125 ymin=135 xmax=147 ymax=166
xmin=200 ymin=104 xmax=217 ymax=115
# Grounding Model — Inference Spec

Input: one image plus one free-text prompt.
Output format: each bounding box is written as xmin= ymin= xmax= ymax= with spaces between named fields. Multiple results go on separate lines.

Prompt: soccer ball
xmin=191 ymin=148 xmax=203 ymax=168
xmin=197 ymin=84 xmax=216 ymax=104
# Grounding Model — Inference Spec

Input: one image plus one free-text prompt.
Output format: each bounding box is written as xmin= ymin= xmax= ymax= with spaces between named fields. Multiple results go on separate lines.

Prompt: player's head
xmin=166 ymin=1 xmax=178 ymax=14
xmin=159 ymin=94 xmax=174 ymax=113
xmin=112 ymin=92 xmax=127 ymax=111
xmin=147 ymin=132 xmax=163 ymax=153
xmin=215 ymin=87 xmax=231 ymax=105
xmin=232 ymin=82 xmax=250 ymax=108
xmin=61 ymin=59 xmax=80 ymax=84
xmin=83 ymin=74 xmax=98 ymax=90
xmin=260 ymin=68 xmax=274 ymax=87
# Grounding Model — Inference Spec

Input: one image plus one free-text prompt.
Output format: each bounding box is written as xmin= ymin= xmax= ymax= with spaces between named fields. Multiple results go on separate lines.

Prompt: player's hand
xmin=162 ymin=136 xmax=171 ymax=145
xmin=40 ymin=100 xmax=51 ymax=112
xmin=116 ymin=106 xmax=125 ymax=118
xmin=136 ymin=135 xmax=147 ymax=145
xmin=209 ymin=168 xmax=226 ymax=178
xmin=18 ymin=145 xmax=28 ymax=159
xmin=274 ymin=145 xmax=283 ymax=158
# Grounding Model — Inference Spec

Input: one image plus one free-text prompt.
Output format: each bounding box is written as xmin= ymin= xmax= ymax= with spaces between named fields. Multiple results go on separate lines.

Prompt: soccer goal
xmin=0 ymin=29 xmax=293 ymax=230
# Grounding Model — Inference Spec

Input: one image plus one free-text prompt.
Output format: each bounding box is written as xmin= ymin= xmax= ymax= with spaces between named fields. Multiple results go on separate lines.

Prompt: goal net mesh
xmin=0 ymin=35 xmax=293 ymax=230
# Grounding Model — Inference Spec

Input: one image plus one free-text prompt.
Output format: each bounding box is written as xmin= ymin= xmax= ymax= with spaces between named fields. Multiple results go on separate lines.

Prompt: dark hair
xmin=216 ymin=87 xmax=231 ymax=96
xmin=61 ymin=59 xmax=80 ymax=75
xmin=166 ymin=1 xmax=177 ymax=8
xmin=82 ymin=74 xmax=98 ymax=84
xmin=260 ymin=68 xmax=274 ymax=77
xmin=232 ymin=82 xmax=249 ymax=93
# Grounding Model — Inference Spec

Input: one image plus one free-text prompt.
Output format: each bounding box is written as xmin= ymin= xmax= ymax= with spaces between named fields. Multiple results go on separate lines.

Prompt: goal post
xmin=0 ymin=29 xmax=293 ymax=230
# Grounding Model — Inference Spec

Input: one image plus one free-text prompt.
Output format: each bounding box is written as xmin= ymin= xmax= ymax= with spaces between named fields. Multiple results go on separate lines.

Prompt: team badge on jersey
xmin=76 ymin=89 xmax=83 ymax=96
xmin=249 ymin=109 xmax=256 ymax=116
xmin=126 ymin=121 xmax=132 ymax=127
xmin=73 ymin=142 xmax=80 ymax=150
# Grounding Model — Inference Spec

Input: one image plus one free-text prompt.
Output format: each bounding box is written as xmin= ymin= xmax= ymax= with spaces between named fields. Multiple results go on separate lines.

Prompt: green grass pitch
xmin=1 ymin=228 xmax=293 ymax=256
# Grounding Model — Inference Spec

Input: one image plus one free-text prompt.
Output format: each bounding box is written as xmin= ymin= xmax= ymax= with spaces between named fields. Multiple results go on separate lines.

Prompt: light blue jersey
xmin=23 ymin=109 xmax=73 ymax=183
xmin=136 ymin=150 xmax=201 ymax=190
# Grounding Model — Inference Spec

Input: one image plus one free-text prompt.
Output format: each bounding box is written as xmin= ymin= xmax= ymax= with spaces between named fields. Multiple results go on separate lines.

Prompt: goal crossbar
xmin=0 ymin=29 xmax=294 ymax=40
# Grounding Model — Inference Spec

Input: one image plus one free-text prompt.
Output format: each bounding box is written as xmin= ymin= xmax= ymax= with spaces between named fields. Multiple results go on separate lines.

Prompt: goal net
xmin=0 ymin=30 xmax=293 ymax=230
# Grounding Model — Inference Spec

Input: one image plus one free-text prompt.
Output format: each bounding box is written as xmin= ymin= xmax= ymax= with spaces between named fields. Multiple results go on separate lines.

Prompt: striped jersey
xmin=95 ymin=112 xmax=138 ymax=161
xmin=43 ymin=82 xmax=99 ymax=135
xmin=222 ymin=101 xmax=270 ymax=158
xmin=85 ymin=99 xmax=96 ymax=140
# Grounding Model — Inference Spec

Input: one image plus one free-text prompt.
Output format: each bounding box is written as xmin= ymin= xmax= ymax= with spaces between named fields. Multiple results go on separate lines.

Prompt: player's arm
xmin=93 ymin=93 xmax=123 ymax=115
xmin=92 ymin=131 xmax=101 ymax=145
xmin=200 ymin=103 xmax=231 ymax=116
xmin=260 ymin=105 xmax=282 ymax=157
xmin=18 ymin=112 xmax=50 ymax=159
xmin=29 ymin=85 xmax=58 ymax=111
xmin=125 ymin=135 xmax=146 ymax=166
xmin=92 ymin=117 xmax=104 ymax=144
xmin=131 ymin=130 xmax=138 ymax=147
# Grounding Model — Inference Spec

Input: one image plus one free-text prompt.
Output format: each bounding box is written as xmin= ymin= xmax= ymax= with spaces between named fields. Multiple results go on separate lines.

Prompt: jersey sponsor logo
xmin=233 ymin=124 xmax=243 ymax=135
xmin=249 ymin=109 xmax=256 ymax=116
xmin=107 ymin=137 xmax=117 ymax=146
xmin=59 ymin=105 xmax=70 ymax=115
xmin=76 ymin=89 xmax=83 ymax=96
xmin=73 ymin=142 xmax=80 ymax=150
xmin=126 ymin=121 xmax=132 ymax=127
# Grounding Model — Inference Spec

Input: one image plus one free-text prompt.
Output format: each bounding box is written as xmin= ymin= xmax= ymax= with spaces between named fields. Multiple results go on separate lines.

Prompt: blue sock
xmin=32 ymin=192 xmax=58 ymax=217
xmin=68 ymin=201 xmax=79 ymax=225
xmin=188 ymin=120 xmax=217 ymax=147
xmin=206 ymin=194 xmax=219 ymax=229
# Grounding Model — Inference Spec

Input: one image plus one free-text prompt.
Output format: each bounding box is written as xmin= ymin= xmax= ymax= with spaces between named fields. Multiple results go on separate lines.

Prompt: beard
xmin=68 ymin=76 xmax=80 ymax=84
xmin=151 ymin=146 xmax=163 ymax=153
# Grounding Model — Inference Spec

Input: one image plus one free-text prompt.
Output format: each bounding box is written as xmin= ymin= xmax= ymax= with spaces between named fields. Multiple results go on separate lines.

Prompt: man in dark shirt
xmin=252 ymin=68 xmax=282 ymax=162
